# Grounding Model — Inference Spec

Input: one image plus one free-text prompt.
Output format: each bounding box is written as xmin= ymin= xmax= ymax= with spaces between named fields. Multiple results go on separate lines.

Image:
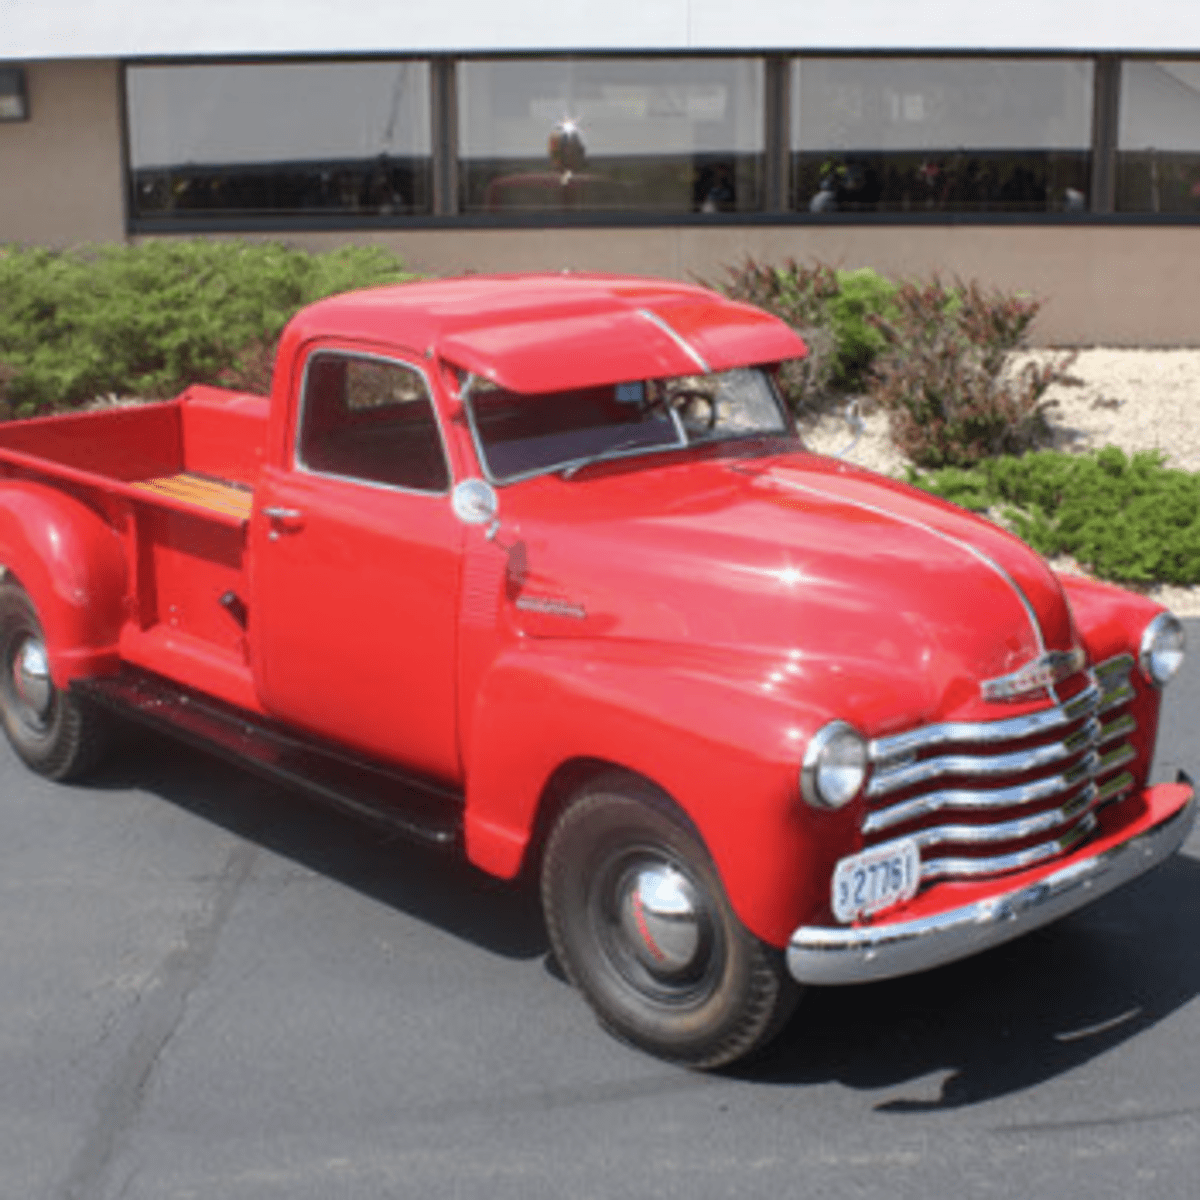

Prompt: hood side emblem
xmin=981 ymin=647 xmax=1085 ymax=703
xmin=514 ymin=595 xmax=587 ymax=620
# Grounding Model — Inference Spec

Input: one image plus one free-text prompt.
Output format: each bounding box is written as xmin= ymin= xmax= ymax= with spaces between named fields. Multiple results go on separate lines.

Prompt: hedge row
xmin=0 ymin=240 xmax=413 ymax=415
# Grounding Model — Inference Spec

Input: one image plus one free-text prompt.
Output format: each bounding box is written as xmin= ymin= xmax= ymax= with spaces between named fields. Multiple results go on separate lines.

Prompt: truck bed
xmin=0 ymin=385 xmax=268 ymax=521
xmin=0 ymin=387 xmax=270 ymax=710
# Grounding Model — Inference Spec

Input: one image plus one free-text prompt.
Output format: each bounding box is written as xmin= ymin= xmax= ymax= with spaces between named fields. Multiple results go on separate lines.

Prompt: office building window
xmin=791 ymin=58 xmax=1093 ymax=214
xmin=1117 ymin=61 xmax=1200 ymax=213
xmin=127 ymin=62 xmax=433 ymax=220
xmin=458 ymin=57 xmax=765 ymax=214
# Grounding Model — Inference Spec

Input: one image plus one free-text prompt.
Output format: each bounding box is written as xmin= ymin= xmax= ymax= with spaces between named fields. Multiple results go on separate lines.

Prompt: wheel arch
xmin=0 ymin=482 xmax=127 ymax=685
xmin=460 ymin=644 xmax=849 ymax=948
xmin=538 ymin=771 xmax=801 ymax=1068
xmin=521 ymin=758 xmax=681 ymax=882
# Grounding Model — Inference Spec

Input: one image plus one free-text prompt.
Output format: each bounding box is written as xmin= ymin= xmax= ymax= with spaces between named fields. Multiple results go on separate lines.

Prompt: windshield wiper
xmin=559 ymin=434 xmax=679 ymax=480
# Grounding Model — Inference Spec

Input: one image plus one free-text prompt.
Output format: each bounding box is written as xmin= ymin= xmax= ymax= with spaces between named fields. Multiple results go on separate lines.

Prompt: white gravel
xmin=799 ymin=349 xmax=1200 ymax=617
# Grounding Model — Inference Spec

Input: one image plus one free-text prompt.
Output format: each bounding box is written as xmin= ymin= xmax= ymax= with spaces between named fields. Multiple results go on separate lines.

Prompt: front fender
xmin=0 ymin=482 xmax=127 ymax=684
xmin=461 ymin=639 xmax=860 ymax=948
xmin=1058 ymin=571 xmax=1169 ymax=787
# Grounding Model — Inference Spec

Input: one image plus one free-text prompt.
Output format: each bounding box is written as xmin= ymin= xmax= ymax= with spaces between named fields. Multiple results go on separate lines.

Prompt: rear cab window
xmin=297 ymin=351 xmax=451 ymax=493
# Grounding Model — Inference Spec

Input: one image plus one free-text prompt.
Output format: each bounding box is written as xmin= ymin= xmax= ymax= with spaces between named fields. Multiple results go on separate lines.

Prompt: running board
xmin=73 ymin=669 xmax=464 ymax=848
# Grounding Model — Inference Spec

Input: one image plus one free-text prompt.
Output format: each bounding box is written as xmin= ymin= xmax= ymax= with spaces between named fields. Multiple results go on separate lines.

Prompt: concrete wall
xmin=260 ymin=225 xmax=1200 ymax=347
xmin=0 ymin=60 xmax=125 ymax=246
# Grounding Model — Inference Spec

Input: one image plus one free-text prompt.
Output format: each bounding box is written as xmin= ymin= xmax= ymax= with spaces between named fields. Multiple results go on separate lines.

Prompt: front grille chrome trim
xmin=868 ymin=718 xmax=1100 ymax=798
xmin=869 ymin=683 xmax=1099 ymax=765
xmin=863 ymin=753 xmax=1098 ymax=835
xmin=856 ymin=653 xmax=1141 ymax=896
xmin=1096 ymin=769 xmax=1136 ymax=807
xmin=909 ymin=784 xmax=1097 ymax=854
xmin=921 ymin=812 xmax=1099 ymax=882
xmin=1096 ymin=712 xmax=1136 ymax=749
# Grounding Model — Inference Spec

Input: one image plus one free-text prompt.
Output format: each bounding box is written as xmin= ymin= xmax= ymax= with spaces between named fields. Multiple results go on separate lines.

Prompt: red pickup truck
xmin=0 ymin=274 xmax=1192 ymax=1068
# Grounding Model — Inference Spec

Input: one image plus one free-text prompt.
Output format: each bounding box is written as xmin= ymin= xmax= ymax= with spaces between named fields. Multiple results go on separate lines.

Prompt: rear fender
xmin=461 ymin=642 xmax=857 ymax=948
xmin=0 ymin=482 xmax=127 ymax=684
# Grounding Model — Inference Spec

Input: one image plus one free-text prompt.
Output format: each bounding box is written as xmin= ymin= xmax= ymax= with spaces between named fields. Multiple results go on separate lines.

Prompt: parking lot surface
xmin=3 ymin=623 xmax=1198 ymax=1200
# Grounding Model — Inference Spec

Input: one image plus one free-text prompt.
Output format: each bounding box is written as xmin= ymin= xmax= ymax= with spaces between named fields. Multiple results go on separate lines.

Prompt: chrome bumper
xmin=787 ymin=783 xmax=1196 ymax=986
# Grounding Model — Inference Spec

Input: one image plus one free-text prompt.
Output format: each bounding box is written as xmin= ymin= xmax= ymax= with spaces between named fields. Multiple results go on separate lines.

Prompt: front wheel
xmin=0 ymin=581 xmax=108 ymax=781
xmin=541 ymin=775 xmax=800 ymax=1068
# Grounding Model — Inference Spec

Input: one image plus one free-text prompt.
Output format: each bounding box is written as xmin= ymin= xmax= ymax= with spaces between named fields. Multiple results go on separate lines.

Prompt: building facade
xmin=4 ymin=2 xmax=1200 ymax=343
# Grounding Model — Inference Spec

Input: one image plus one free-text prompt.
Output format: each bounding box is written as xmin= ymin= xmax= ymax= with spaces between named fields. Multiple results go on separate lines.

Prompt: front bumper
xmin=787 ymin=777 xmax=1196 ymax=986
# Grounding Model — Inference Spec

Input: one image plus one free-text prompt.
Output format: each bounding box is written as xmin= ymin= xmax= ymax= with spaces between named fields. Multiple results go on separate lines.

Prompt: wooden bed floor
xmin=130 ymin=472 xmax=254 ymax=521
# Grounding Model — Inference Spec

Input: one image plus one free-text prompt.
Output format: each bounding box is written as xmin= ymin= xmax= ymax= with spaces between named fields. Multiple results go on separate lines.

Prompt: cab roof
xmin=285 ymin=273 xmax=807 ymax=394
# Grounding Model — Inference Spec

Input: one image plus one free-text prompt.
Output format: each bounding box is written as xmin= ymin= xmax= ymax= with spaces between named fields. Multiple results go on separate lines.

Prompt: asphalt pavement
xmin=2 ymin=624 xmax=1198 ymax=1200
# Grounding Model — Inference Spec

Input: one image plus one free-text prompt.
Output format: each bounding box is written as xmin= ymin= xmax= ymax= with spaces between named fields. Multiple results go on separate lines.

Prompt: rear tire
xmin=0 ymin=582 xmax=108 ymax=781
xmin=541 ymin=773 xmax=800 ymax=1069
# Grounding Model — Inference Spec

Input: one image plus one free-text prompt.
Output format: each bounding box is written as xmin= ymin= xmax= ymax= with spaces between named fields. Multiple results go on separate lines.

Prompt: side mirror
xmin=451 ymin=479 xmax=500 ymax=538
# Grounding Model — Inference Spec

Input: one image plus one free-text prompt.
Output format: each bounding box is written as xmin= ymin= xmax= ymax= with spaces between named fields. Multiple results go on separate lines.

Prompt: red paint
xmin=0 ymin=274 xmax=1188 ymax=952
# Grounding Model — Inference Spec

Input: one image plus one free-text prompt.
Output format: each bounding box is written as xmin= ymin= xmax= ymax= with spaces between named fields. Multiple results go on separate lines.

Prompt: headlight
xmin=801 ymin=721 xmax=868 ymax=810
xmin=1139 ymin=612 xmax=1186 ymax=686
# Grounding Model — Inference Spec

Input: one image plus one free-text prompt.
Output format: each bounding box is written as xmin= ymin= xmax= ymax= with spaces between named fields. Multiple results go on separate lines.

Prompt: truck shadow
xmin=84 ymin=727 xmax=549 ymax=961
xmin=84 ymin=726 xmax=1199 ymax=1110
xmin=738 ymin=851 xmax=1200 ymax=1110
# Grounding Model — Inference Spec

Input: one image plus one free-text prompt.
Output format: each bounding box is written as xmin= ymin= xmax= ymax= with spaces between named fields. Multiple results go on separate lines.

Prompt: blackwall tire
xmin=0 ymin=582 xmax=108 ymax=781
xmin=541 ymin=774 xmax=800 ymax=1069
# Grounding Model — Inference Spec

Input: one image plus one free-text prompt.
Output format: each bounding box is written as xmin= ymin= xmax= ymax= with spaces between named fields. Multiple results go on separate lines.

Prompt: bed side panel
xmin=0 ymin=403 xmax=183 ymax=480
xmin=178 ymin=386 xmax=270 ymax=486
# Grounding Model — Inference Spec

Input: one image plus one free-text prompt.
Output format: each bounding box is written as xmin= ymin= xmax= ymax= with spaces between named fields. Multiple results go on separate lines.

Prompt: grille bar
xmin=863 ymin=752 xmax=1098 ymax=835
xmin=1097 ymin=712 xmax=1136 ymax=750
xmin=860 ymin=654 xmax=1140 ymax=890
xmin=868 ymin=717 xmax=1099 ymax=798
xmin=870 ymin=683 xmax=1099 ymax=764
xmin=922 ymin=811 xmax=1099 ymax=883
xmin=909 ymin=783 xmax=1097 ymax=853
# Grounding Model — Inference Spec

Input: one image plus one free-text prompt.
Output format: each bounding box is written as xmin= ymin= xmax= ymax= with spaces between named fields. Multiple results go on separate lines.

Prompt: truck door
xmin=249 ymin=346 xmax=463 ymax=783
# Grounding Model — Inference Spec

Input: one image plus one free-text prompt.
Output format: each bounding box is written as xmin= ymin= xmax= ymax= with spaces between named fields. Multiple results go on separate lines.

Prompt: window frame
xmin=461 ymin=367 xmax=795 ymax=487
xmin=788 ymin=54 xmax=1097 ymax=217
xmin=119 ymin=50 xmax=1200 ymax=233
xmin=123 ymin=56 xmax=437 ymax=226
xmin=293 ymin=347 xmax=454 ymax=497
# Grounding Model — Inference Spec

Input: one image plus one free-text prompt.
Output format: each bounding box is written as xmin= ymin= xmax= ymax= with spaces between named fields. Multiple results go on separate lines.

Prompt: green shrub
xmin=868 ymin=278 xmax=1073 ymax=469
xmin=907 ymin=448 xmax=1200 ymax=585
xmin=825 ymin=267 xmax=897 ymax=387
xmin=713 ymin=258 xmax=840 ymax=409
xmin=0 ymin=241 xmax=415 ymax=415
xmin=714 ymin=259 xmax=897 ymax=407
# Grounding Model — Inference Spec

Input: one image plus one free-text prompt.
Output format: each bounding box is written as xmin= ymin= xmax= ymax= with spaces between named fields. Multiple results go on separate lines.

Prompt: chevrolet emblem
xmin=981 ymin=647 xmax=1086 ymax=702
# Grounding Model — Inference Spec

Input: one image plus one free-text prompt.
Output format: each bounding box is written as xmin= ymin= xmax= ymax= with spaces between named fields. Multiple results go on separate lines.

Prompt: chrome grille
xmin=864 ymin=654 xmax=1138 ymax=885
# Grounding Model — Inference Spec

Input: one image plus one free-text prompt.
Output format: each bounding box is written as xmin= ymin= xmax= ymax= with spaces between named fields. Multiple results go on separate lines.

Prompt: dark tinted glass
xmin=458 ymin=58 xmax=764 ymax=214
xmin=299 ymin=354 xmax=449 ymax=492
xmin=791 ymin=58 xmax=1093 ymax=214
xmin=127 ymin=63 xmax=432 ymax=221
xmin=1117 ymin=61 xmax=1200 ymax=214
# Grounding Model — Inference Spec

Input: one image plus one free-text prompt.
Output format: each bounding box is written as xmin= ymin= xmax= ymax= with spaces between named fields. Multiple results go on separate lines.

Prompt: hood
xmin=497 ymin=446 xmax=1081 ymax=733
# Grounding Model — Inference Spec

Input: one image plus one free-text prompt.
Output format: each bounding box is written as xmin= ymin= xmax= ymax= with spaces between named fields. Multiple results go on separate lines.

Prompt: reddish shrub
xmin=868 ymin=278 xmax=1075 ymax=468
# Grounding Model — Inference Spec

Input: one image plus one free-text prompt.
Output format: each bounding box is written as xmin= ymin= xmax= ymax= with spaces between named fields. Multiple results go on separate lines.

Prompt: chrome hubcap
xmin=617 ymin=863 xmax=703 ymax=977
xmin=12 ymin=636 xmax=52 ymax=719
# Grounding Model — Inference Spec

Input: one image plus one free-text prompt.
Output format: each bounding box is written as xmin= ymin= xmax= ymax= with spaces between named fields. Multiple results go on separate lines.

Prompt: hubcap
xmin=617 ymin=863 xmax=704 ymax=977
xmin=12 ymin=636 xmax=52 ymax=719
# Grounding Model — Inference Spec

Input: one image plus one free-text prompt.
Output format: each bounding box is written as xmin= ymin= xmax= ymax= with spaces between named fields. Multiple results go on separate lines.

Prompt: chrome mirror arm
xmin=834 ymin=399 xmax=865 ymax=459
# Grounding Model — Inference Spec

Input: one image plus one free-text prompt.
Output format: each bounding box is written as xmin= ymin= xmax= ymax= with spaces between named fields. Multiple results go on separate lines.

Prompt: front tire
xmin=0 ymin=581 xmax=108 ymax=780
xmin=541 ymin=774 xmax=800 ymax=1068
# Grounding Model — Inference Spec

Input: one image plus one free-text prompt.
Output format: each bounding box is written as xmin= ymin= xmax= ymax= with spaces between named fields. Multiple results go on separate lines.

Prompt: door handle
xmin=261 ymin=505 xmax=305 ymax=539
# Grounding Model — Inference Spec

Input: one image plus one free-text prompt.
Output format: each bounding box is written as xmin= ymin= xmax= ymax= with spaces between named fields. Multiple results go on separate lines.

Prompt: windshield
xmin=466 ymin=367 xmax=790 ymax=483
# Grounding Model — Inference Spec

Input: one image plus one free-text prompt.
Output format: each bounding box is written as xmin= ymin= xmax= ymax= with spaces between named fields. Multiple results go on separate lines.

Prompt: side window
xmin=297 ymin=352 xmax=450 ymax=492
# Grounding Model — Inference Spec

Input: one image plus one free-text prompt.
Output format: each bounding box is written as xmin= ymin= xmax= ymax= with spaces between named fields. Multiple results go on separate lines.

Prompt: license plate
xmin=832 ymin=837 xmax=921 ymax=923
